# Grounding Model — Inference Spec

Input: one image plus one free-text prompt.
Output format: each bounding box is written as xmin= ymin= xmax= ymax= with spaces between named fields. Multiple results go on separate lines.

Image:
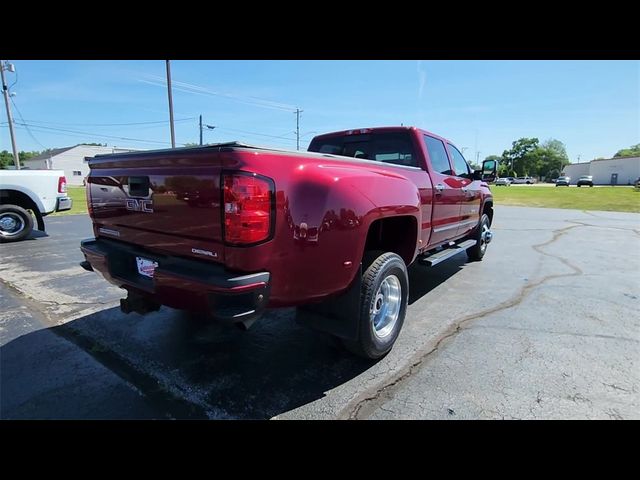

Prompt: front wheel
xmin=467 ymin=213 xmax=492 ymax=261
xmin=342 ymin=252 xmax=409 ymax=360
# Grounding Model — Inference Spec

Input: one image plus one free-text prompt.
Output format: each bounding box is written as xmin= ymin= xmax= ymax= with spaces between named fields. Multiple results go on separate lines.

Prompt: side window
xmin=447 ymin=144 xmax=470 ymax=178
xmin=424 ymin=135 xmax=453 ymax=175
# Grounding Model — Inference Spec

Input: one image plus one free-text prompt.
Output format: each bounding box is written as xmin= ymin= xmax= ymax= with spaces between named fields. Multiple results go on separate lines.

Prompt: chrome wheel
xmin=480 ymin=223 xmax=492 ymax=254
xmin=0 ymin=212 xmax=25 ymax=238
xmin=370 ymin=274 xmax=402 ymax=339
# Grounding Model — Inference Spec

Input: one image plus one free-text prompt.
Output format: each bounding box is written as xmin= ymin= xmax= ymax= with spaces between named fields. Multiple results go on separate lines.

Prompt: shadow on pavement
xmin=25 ymin=229 xmax=49 ymax=240
xmin=408 ymin=254 xmax=466 ymax=304
xmin=1 ymin=255 xmax=465 ymax=420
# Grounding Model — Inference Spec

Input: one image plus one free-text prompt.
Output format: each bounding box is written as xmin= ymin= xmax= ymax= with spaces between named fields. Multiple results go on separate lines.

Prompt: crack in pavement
xmin=567 ymin=219 xmax=640 ymax=236
xmin=602 ymin=382 xmax=635 ymax=394
xmin=0 ymin=274 xmax=115 ymax=314
xmin=341 ymin=223 xmax=587 ymax=420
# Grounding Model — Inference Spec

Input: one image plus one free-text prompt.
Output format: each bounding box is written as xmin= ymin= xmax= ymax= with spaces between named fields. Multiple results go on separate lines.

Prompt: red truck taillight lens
xmin=86 ymin=183 xmax=93 ymax=217
xmin=58 ymin=176 xmax=67 ymax=193
xmin=223 ymin=173 xmax=274 ymax=245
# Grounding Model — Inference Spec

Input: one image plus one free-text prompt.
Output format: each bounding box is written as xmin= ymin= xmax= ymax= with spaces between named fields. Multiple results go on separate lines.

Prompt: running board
xmin=419 ymin=239 xmax=477 ymax=267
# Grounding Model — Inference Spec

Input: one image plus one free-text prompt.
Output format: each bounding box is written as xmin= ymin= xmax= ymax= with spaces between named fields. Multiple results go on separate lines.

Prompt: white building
xmin=22 ymin=145 xmax=140 ymax=185
xmin=563 ymin=156 xmax=640 ymax=185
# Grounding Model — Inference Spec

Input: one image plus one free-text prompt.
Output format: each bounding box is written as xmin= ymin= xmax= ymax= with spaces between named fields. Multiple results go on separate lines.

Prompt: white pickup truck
xmin=0 ymin=170 xmax=73 ymax=242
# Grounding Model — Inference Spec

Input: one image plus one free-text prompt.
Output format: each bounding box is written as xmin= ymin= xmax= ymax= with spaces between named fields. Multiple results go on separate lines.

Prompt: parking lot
xmin=1 ymin=206 xmax=639 ymax=419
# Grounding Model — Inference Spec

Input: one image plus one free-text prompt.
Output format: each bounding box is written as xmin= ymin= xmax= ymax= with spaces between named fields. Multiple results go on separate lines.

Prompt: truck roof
xmin=311 ymin=126 xmax=451 ymax=144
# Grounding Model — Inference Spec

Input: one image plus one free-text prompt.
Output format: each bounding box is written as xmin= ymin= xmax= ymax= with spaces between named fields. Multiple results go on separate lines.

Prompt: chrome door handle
xmin=435 ymin=184 xmax=445 ymax=194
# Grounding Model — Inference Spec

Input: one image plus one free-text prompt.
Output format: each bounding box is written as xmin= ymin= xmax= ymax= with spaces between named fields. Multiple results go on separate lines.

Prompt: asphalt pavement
xmin=1 ymin=207 xmax=638 ymax=419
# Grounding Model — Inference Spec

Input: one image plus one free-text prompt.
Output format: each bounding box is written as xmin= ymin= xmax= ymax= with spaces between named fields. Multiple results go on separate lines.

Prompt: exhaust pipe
xmin=235 ymin=316 xmax=258 ymax=331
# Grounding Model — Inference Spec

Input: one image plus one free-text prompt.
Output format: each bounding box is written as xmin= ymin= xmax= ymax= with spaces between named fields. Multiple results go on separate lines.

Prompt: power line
xmin=10 ymin=96 xmax=48 ymax=150
xmin=214 ymin=126 xmax=297 ymax=142
xmin=139 ymin=76 xmax=298 ymax=112
xmin=2 ymin=120 xmax=309 ymax=151
xmin=14 ymin=117 xmax=196 ymax=127
xmin=5 ymin=122 xmax=176 ymax=146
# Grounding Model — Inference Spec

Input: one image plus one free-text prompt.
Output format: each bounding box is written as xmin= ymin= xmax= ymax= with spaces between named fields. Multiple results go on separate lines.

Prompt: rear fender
xmin=278 ymin=164 xmax=421 ymax=301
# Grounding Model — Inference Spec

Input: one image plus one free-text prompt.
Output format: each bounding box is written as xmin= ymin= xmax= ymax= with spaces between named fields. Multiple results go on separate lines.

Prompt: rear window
xmin=308 ymin=132 xmax=417 ymax=167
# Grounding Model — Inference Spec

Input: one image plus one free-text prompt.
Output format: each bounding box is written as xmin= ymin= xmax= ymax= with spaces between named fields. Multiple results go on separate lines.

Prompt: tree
xmin=614 ymin=144 xmax=640 ymax=158
xmin=501 ymin=138 xmax=539 ymax=176
xmin=535 ymin=139 xmax=570 ymax=179
xmin=0 ymin=150 xmax=41 ymax=169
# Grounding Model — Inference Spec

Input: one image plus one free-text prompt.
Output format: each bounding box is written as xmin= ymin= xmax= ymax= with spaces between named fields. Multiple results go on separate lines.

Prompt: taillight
xmin=223 ymin=172 xmax=273 ymax=245
xmin=58 ymin=176 xmax=67 ymax=193
xmin=86 ymin=182 xmax=93 ymax=217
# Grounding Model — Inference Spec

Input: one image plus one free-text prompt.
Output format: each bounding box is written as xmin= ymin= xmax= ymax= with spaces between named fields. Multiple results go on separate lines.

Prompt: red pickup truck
xmin=80 ymin=126 xmax=496 ymax=359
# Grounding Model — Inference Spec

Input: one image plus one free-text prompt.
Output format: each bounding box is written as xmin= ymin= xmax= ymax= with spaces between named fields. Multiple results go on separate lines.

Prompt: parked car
xmin=80 ymin=126 xmax=496 ymax=359
xmin=576 ymin=175 xmax=594 ymax=187
xmin=512 ymin=176 xmax=537 ymax=184
xmin=555 ymin=176 xmax=571 ymax=187
xmin=0 ymin=170 xmax=72 ymax=242
xmin=495 ymin=177 xmax=512 ymax=186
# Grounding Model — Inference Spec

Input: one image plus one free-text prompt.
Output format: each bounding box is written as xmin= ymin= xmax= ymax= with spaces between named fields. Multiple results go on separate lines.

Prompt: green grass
xmin=51 ymin=186 xmax=87 ymax=216
xmin=49 ymin=185 xmax=640 ymax=217
xmin=491 ymin=185 xmax=640 ymax=213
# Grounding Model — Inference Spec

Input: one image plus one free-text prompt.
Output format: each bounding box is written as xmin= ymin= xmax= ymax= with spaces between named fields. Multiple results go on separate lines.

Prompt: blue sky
xmin=1 ymin=60 xmax=638 ymax=163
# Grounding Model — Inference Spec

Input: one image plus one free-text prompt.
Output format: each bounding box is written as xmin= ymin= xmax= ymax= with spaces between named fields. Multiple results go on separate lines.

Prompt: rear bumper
xmin=56 ymin=196 xmax=73 ymax=212
xmin=80 ymin=237 xmax=270 ymax=322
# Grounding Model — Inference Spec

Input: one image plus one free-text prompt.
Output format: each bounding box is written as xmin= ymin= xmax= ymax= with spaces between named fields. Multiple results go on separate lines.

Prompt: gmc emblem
xmin=126 ymin=199 xmax=154 ymax=213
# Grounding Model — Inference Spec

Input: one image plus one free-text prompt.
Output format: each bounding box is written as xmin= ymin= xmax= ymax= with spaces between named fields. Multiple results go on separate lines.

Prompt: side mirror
xmin=481 ymin=159 xmax=497 ymax=182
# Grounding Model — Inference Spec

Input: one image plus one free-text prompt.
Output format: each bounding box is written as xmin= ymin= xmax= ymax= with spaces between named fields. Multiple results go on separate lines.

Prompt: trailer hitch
xmin=120 ymin=290 xmax=161 ymax=315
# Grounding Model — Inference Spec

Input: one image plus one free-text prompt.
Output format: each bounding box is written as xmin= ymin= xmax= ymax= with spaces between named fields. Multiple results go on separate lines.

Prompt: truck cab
xmin=307 ymin=127 xmax=494 ymax=252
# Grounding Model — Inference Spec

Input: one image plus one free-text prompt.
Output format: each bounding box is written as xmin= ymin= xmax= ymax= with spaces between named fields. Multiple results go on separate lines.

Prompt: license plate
xmin=136 ymin=257 xmax=158 ymax=278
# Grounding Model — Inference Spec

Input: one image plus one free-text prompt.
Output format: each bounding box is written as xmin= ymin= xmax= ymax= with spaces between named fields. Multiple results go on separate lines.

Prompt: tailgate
xmin=87 ymin=149 xmax=225 ymax=263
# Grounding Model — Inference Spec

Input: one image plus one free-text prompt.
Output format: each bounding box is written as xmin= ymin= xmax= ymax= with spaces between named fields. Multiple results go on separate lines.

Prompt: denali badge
xmin=192 ymin=248 xmax=217 ymax=258
xmin=126 ymin=198 xmax=153 ymax=213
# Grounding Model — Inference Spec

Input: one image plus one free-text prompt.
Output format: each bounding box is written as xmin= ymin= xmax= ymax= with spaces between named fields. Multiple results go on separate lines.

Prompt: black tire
xmin=0 ymin=205 xmax=34 ymax=243
xmin=466 ymin=213 xmax=491 ymax=261
xmin=589 ymin=184 xmax=593 ymax=187
xmin=577 ymin=184 xmax=581 ymax=187
xmin=342 ymin=252 xmax=409 ymax=360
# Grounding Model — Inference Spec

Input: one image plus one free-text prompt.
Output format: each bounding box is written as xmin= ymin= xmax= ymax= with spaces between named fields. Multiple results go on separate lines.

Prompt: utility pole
xmin=295 ymin=108 xmax=303 ymax=151
xmin=1 ymin=60 xmax=20 ymax=169
xmin=474 ymin=129 xmax=478 ymax=168
xmin=199 ymin=118 xmax=215 ymax=145
xmin=165 ymin=60 xmax=176 ymax=148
